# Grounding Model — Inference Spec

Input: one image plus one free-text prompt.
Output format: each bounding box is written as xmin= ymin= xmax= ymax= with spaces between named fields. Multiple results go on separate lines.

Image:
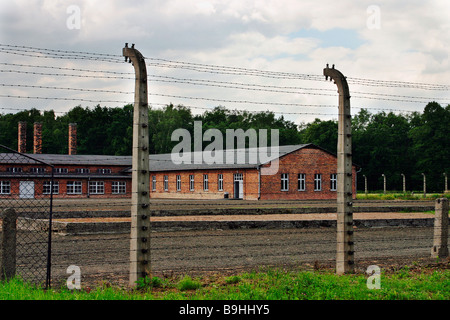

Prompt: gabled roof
xmin=0 ymin=153 xmax=132 ymax=166
xmin=148 ymin=144 xmax=311 ymax=171
xmin=1 ymin=143 xmax=360 ymax=172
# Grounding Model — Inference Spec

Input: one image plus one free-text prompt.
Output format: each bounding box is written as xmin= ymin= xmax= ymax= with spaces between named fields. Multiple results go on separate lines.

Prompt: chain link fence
xmin=0 ymin=144 xmax=53 ymax=287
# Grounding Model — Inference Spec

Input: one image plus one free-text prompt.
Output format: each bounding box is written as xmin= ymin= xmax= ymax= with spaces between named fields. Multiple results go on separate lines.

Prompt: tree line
xmin=0 ymin=102 xmax=448 ymax=192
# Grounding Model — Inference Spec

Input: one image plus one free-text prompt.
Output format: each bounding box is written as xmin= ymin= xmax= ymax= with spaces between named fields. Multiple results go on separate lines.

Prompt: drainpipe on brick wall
xmin=87 ymin=177 xmax=91 ymax=198
xmin=355 ymin=167 xmax=362 ymax=197
xmin=257 ymin=166 xmax=261 ymax=200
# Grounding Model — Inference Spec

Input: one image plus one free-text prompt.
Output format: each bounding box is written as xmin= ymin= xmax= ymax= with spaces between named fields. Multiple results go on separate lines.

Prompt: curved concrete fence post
xmin=431 ymin=198 xmax=449 ymax=259
xmin=1 ymin=208 xmax=17 ymax=281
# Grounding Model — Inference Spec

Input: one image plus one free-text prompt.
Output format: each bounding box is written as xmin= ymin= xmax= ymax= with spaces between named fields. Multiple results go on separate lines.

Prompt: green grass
xmin=177 ymin=276 xmax=202 ymax=291
xmin=1 ymin=266 xmax=449 ymax=300
xmin=357 ymin=192 xmax=450 ymax=201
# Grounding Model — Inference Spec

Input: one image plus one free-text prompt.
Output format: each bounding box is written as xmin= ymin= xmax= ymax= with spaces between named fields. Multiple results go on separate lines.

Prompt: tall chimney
xmin=68 ymin=123 xmax=77 ymax=155
xmin=18 ymin=121 xmax=27 ymax=153
xmin=33 ymin=122 xmax=43 ymax=154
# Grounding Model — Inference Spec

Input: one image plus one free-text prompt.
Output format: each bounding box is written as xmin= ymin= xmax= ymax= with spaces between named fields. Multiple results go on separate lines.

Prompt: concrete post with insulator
xmin=123 ymin=43 xmax=151 ymax=287
xmin=324 ymin=64 xmax=354 ymax=274
xmin=1 ymin=208 xmax=17 ymax=281
xmin=431 ymin=198 xmax=449 ymax=259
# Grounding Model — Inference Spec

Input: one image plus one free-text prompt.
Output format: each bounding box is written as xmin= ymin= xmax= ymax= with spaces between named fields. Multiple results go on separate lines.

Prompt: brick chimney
xmin=33 ymin=122 xmax=43 ymax=154
xmin=18 ymin=121 xmax=27 ymax=153
xmin=68 ymin=123 xmax=77 ymax=155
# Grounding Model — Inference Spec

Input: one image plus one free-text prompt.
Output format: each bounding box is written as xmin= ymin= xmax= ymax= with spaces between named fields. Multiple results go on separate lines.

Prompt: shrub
xmin=178 ymin=276 xmax=201 ymax=291
xmin=225 ymin=275 xmax=241 ymax=285
xmin=135 ymin=276 xmax=163 ymax=290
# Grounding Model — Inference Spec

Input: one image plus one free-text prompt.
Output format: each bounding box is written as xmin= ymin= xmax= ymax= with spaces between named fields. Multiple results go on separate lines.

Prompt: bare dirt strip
xmin=47 ymin=198 xmax=438 ymax=212
xmin=52 ymin=211 xmax=434 ymax=223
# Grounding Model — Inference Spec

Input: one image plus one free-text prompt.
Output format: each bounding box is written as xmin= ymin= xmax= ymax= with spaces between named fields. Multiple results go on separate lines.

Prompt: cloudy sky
xmin=1 ymin=0 xmax=449 ymax=124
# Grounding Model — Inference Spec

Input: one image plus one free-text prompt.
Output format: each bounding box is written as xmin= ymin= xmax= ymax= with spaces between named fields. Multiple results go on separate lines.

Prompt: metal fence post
xmin=431 ymin=198 xmax=449 ymax=259
xmin=123 ymin=43 xmax=151 ymax=287
xmin=422 ymin=173 xmax=426 ymax=197
xmin=401 ymin=173 xmax=406 ymax=193
xmin=363 ymin=174 xmax=367 ymax=195
xmin=1 ymin=208 xmax=17 ymax=281
xmin=324 ymin=64 xmax=354 ymax=274
xmin=444 ymin=173 xmax=448 ymax=193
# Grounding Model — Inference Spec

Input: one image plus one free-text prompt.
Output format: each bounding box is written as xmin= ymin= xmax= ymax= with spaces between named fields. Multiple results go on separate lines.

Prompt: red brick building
xmin=147 ymin=144 xmax=358 ymax=200
xmin=1 ymin=146 xmax=358 ymax=201
xmin=0 ymin=153 xmax=132 ymax=199
xmin=0 ymin=122 xmax=359 ymax=200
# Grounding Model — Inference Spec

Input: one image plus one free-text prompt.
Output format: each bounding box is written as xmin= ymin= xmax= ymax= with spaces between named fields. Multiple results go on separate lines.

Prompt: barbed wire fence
xmin=0 ymin=44 xmax=448 ymax=288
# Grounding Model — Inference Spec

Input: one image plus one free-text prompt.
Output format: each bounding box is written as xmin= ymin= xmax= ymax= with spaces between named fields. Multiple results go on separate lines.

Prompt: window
xmin=7 ymin=167 xmax=22 ymax=173
xmin=43 ymin=181 xmax=59 ymax=194
xmin=176 ymin=175 xmax=181 ymax=191
xmin=281 ymin=173 xmax=289 ymax=191
xmin=75 ymin=168 xmax=90 ymax=174
xmin=163 ymin=175 xmax=168 ymax=191
xmin=97 ymin=168 xmax=112 ymax=174
xmin=89 ymin=181 xmax=104 ymax=194
xmin=0 ymin=181 xmax=11 ymax=194
xmin=112 ymin=181 xmax=126 ymax=194
xmin=152 ymin=176 xmax=156 ymax=191
xmin=298 ymin=173 xmax=306 ymax=191
xmin=67 ymin=181 xmax=82 ymax=194
xmin=54 ymin=168 xmax=68 ymax=174
xmin=29 ymin=167 xmax=46 ymax=173
xmin=203 ymin=174 xmax=209 ymax=191
xmin=218 ymin=174 xmax=223 ymax=191
xmin=314 ymin=174 xmax=322 ymax=191
xmin=330 ymin=174 xmax=337 ymax=191
xmin=189 ymin=174 xmax=194 ymax=191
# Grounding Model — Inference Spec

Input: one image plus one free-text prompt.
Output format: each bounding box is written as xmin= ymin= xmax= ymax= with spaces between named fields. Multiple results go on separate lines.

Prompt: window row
xmin=0 ymin=180 xmax=126 ymax=195
xmin=281 ymin=173 xmax=337 ymax=192
xmin=60 ymin=181 xmax=126 ymax=194
xmin=5 ymin=167 xmax=113 ymax=174
xmin=152 ymin=174 xmax=225 ymax=192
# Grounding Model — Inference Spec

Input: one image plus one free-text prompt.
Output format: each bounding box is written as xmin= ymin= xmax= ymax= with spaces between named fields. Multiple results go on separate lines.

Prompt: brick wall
xmin=259 ymin=146 xmax=357 ymax=200
xmin=0 ymin=178 xmax=132 ymax=199
xmin=33 ymin=122 xmax=43 ymax=154
xmin=0 ymin=163 xmax=131 ymax=199
xmin=18 ymin=121 xmax=27 ymax=153
xmin=149 ymin=168 xmax=259 ymax=200
xmin=68 ymin=123 xmax=77 ymax=155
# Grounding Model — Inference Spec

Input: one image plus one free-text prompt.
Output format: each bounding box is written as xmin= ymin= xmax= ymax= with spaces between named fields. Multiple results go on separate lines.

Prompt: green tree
xmin=298 ymin=119 xmax=338 ymax=154
xmin=354 ymin=111 xmax=413 ymax=191
xmin=409 ymin=102 xmax=450 ymax=192
xmin=149 ymin=104 xmax=194 ymax=154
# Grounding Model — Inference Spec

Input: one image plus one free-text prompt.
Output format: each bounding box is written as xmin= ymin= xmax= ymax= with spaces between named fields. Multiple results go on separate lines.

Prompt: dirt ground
xmin=46 ymin=225 xmax=447 ymax=287
xmin=49 ymin=198 xmax=436 ymax=212
xmin=52 ymin=211 xmax=436 ymax=223
xmin=3 ymin=198 xmax=446 ymax=287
